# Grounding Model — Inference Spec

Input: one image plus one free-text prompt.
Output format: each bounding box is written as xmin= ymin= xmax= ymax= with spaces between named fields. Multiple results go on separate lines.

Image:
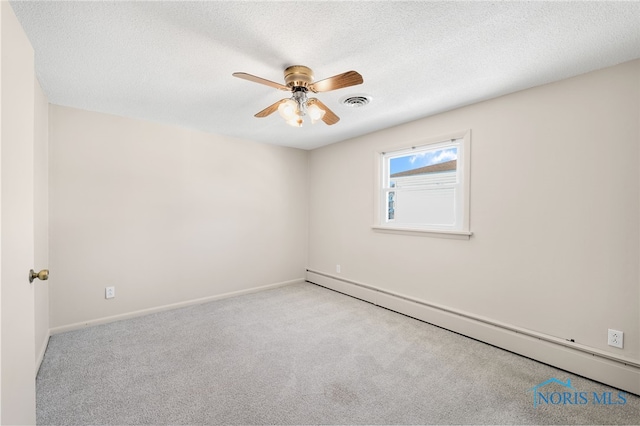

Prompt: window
xmin=375 ymin=130 xmax=471 ymax=236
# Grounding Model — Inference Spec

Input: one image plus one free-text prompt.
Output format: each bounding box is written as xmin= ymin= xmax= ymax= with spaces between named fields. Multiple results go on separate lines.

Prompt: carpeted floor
xmin=37 ymin=282 xmax=639 ymax=425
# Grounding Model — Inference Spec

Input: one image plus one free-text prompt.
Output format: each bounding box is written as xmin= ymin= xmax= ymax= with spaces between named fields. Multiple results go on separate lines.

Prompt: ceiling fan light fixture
xmin=280 ymin=88 xmax=316 ymax=127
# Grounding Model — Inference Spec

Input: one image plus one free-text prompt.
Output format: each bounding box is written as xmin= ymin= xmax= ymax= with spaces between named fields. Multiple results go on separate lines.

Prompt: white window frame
xmin=372 ymin=129 xmax=472 ymax=239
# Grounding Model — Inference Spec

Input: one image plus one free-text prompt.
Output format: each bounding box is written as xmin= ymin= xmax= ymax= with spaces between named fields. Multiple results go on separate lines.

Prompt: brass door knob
xmin=29 ymin=269 xmax=49 ymax=283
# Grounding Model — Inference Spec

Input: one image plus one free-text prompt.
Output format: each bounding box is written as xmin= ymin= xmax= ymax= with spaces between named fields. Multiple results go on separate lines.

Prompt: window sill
xmin=371 ymin=225 xmax=473 ymax=240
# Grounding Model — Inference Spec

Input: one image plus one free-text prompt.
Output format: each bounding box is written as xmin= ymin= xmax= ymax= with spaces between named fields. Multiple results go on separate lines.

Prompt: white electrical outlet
xmin=336 ymin=264 xmax=341 ymax=273
xmin=105 ymin=286 xmax=115 ymax=299
xmin=608 ymin=329 xmax=623 ymax=349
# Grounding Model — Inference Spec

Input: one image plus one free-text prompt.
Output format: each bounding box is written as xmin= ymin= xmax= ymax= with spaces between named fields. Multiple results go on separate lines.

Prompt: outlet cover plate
xmin=105 ymin=286 xmax=115 ymax=299
xmin=607 ymin=329 xmax=623 ymax=349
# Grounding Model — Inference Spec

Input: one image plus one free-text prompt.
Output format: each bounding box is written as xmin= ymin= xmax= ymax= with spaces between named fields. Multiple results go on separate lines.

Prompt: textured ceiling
xmin=11 ymin=1 xmax=640 ymax=150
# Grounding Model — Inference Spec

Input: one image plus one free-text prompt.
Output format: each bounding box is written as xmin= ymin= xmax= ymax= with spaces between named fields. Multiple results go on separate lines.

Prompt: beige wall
xmin=34 ymin=79 xmax=49 ymax=367
xmin=308 ymin=60 xmax=640 ymax=362
xmin=49 ymin=106 xmax=308 ymax=329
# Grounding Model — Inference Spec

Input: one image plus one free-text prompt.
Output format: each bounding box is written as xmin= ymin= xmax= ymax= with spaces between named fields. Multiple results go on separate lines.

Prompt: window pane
xmin=389 ymin=147 xmax=458 ymax=178
xmin=393 ymin=187 xmax=455 ymax=226
xmin=388 ymin=147 xmax=458 ymax=226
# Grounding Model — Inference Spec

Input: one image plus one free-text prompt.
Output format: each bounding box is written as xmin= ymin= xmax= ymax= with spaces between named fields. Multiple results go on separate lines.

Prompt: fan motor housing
xmin=284 ymin=65 xmax=314 ymax=88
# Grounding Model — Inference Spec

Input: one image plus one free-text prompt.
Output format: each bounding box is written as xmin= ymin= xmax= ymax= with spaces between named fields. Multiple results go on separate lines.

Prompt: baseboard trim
xmin=35 ymin=331 xmax=51 ymax=377
xmin=306 ymin=269 xmax=640 ymax=395
xmin=50 ymin=278 xmax=304 ymax=335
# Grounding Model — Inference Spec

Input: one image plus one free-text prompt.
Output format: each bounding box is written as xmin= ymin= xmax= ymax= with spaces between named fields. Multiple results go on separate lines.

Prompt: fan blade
xmin=232 ymin=72 xmax=290 ymax=91
xmin=309 ymin=71 xmax=363 ymax=93
xmin=308 ymin=98 xmax=340 ymax=125
xmin=255 ymin=99 xmax=288 ymax=118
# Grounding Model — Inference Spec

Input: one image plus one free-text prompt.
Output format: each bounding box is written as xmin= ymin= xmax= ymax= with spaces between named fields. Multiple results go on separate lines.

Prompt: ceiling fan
xmin=232 ymin=65 xmax=363 ymax=127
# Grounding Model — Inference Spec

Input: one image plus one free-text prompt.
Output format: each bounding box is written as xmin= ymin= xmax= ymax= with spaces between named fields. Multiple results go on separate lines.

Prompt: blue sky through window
xmin=390 ymin=147 xmax=458 ymax=175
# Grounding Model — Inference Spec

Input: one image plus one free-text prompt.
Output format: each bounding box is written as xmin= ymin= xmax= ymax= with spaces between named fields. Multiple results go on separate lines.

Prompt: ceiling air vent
xmin=341 ymin=95 xmax=371 ymax=107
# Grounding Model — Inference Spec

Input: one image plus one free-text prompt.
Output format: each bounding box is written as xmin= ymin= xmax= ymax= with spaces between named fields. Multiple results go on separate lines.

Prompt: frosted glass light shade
xmin=307 ymin=103 xmax=326 ymax=124
xmin=278 ymin=99 xmax=298 ymax=120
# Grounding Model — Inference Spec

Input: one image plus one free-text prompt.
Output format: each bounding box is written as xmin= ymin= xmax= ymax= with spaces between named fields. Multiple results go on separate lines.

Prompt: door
xmin=0 ymin=2 xmax=37 ymax=424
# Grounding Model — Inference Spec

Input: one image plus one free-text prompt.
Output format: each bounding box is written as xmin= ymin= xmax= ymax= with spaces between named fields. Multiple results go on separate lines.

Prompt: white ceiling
xmin=11 ymin=1 xmax=640 ymax=150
